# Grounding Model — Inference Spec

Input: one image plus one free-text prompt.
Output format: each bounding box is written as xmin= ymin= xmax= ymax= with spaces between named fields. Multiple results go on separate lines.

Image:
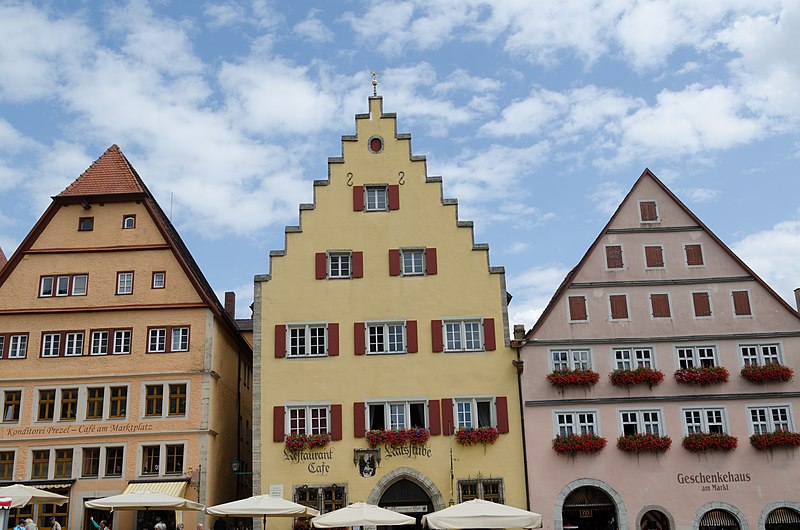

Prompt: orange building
xmin=0 ymin=146 xmax=252 ymax=530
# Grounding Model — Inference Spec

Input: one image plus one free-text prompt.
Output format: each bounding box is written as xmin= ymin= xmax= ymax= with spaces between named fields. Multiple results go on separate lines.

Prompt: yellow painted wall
xmin=257 ymin=97 xmax=526 ymax=522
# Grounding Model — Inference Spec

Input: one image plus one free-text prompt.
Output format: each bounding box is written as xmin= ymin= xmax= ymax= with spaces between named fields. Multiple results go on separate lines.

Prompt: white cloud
xmin=204 ymin=2 xmax=247 ymax=29
xmin=732 ymin=220 xmax=800 ymax=307
xmin=589 ymin=181 xmax=626 ymax=215
xmin=508 ymin=242 xmax=529 ymax=254
xmin=294 ymin=10 xmax=336 ymax=43
xmin=682 ymin=187 xmax=720 ymax=203
xmin=481 ymin=90 xmax=567 ymax=137
xmin=507 ymin=264 xmax=572 ymax=329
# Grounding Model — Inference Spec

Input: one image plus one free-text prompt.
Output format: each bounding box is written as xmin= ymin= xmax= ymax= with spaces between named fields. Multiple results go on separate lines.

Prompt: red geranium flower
xmin=617 ymin=433 xmax=672 ymax=453
xmin=681 ymin=432 xmax=738 ymax=452
xmin=674 ymin=366 xmax=729 ymax=385
xmin=547 ymin=369 xmax=600 ymax=388
xmin=552 ymin=433 xmax=607 ymax=454
xmin=456 ymin=427 xmax=500 ymax=446
xmin=740 ymin=364 xmax=794 ymax=384
xmin=609 ymin=367 xmax=665 ymax=388
xmin=750 ymin=430 xmax=800 ymax=450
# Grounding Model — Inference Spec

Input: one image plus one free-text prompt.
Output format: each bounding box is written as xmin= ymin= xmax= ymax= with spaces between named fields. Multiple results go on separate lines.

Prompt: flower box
xmin=750 ymin=430 xmax=800 ymax=450
xmin=552 ymin=433 xmax=607 ymax=455
xmin=366 ymin=428 xmax=430 ymax=448
xmin=292 ymin=519 xmax=311 ymax=530
xmin=456 ymin=426 xmax=500 ymax=446
xmin=547 ymin=369 xmax=600 ymax=388
xmin=681 ymin=432 xmax=738 ymax=452
xmin=284 ymin=433 xmax=331 ymax=453
xmin=617 ymin=433 xmax=672 ymax=453
xmin=674 ymin=366 xmax=729 ymax=385
xmin=740 ymin=364 xmax=794 ymax=384
xmin=609 ymin=367 xmax=665 ymax=388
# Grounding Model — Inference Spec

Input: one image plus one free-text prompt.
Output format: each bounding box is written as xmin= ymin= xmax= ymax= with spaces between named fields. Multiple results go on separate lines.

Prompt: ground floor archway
xmin=765 ymin=507 xmax=800 ymax=530
xmin=561 ymin=486 xmax=618 ymax=530
xmin=641 ymin=510 xmax=670 ymax=530
xmin=367 ymin=467 xmax=445 ymax=530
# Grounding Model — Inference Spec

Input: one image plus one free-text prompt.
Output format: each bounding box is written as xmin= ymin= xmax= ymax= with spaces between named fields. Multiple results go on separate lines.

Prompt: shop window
xmin=458 ymin=478 xmax=503 ymax=503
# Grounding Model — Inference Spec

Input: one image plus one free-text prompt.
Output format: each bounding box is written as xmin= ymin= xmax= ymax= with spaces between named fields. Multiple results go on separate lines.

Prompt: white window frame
xmin=400 ymin=249 xmax=425 ymax=276
xmin=123 ymin=215 xmax=136 ymax=229
xmin=551 ymin=349 xmax=592 ymax=371
xmin=366 ymin=321 xmax=406 ymax=354
xmin=8 ymin=335 xmax=28 ymax=358
xmin=90 ymin=331 xmax=108 ymax=356
xmin=454 ymin=396 xmax=496 ymax=430
xmin=365 ymin=185 xmax=388 ymax=211
xmin=643 ymin=244 xmax=666 ymax=269
xmin=682 ymin=407 xmax=728 ymax=435
xmin=554 ymin=410 xmax=599 ymax=436
xmin=40 ymin=276 xmax=54 ymax=297
xmin=613 ymin=347 xmax=654 ymax=370
xmin=71 ymin=274 xmax=88 ymax=296
xmin=285 ymin=403 xmax=331 ymax=436
xmin=148 ymin=328 xmax=167 ymax=353
xmin=739 ymin=343 xmax=782 ymax=367
xmin=41 ymin=333 xmax=61 ymax=357
xmin=603 ymin=244 xmax=625 ymax=271
xmin=113 ymin=330 xmax=131 ymax=355
xmin=747 ymin=404 xmax=793 ymax=435
xmin=443 ymin=319 xmax=483 ymax=352
xmin=619 ymin=409 xmax=664 ymax=436
xmin=171 ymin=327 xmax=190 ymax=352
xmin=365 ymin=399 xmax=428 ymax=431
xmin=684 ymin=242 xmax=705 ymax=268
xmin=116 ymin=272 xmax=134 ymax=294
xmin=287 ymin=323 xmax=328 ymax=358
xmin=676 ymin=345 xmax=718 ymax=369
xmin=55 ymin=275 xmax=70 ymax=296
xmin=327 ymin=252 xmax=352 ymax=279
xmin=608 ymin=293 xmax=630 ymax=321
xmin=638 ymin=199 xmax=660 ymax=223
xmin=64 ymin=332 xmax=84 ymax=357
xmin=152 ymin=271 xmax=166 ymax=289
xmin=137 ymin=441 xmax=187 ymax=478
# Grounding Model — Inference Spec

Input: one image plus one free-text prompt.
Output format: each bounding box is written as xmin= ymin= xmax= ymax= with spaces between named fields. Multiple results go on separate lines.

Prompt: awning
xmin=122 ymin=482 xmax=188 ymax=497
xmin=700 ymin=510 xmax=738 ymax=527
xmin=767 ymin=508 xmax=800 ymax=525
xmin=32 ymin=484 xmax=72 ymax=490
xmin=563 ymin=488 xmax=614 ymax=509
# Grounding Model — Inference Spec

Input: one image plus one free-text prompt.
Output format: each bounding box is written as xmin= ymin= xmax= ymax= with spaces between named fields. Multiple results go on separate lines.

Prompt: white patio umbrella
xmin=422 ymin=499 xmax=543 ymax=529
xmin=0 ymin=484 xmax=69 ymax=508
xmin=206 ymin=494 xmax=319 ymax=528
xmin=84 ymin=491 xmax=204 ymax=512
xmin=312 ymin=502 xmax=415 ymax=528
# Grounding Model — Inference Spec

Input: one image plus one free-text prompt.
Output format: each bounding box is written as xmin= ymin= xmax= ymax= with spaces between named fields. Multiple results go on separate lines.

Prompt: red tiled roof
xmin=58 ymin=144 xmax=145 ymax=197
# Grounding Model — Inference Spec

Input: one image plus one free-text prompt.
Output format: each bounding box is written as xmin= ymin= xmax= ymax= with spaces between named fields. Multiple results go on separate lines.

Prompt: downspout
xmin=512 ymin=325 xmax=531 ymax=511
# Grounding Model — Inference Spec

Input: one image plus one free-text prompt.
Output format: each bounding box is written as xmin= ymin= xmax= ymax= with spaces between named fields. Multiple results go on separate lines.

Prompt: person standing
xmin=49 ymin=518 xmax=61 ymax=530
xmin=90 ymin=517 xmax=110 ymax=530
xmin=24 ymin=518 xmax=38 ymax=530
xmin=14 ymin=518 xmax=25 ymax=530
xmin=154 ymin=518 xmax=166 ymax=530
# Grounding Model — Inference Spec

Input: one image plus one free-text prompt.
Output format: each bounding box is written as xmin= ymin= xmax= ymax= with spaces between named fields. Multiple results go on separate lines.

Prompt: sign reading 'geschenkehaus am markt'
xmin=676 ymin=471 xmax=752 ymax=491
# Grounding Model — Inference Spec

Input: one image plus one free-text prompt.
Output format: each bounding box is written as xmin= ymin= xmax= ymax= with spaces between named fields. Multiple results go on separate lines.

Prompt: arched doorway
xmin=378 ymin=479 xmax=434 ymax=530
xmin=641 ymin=510 xmax=670 ymax=530
xmin=765 ymin=508 xmax=800 ymax=530
xmin=699 ymin=509 xmax=740 ymax=530
xmin=562 ymin=486 xmax=617 ymax=530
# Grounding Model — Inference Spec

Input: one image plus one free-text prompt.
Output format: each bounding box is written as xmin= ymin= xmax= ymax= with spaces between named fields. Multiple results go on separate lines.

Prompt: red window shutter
xmin=428 ymin=399 xmax=441 ymax=435
xmin=273 ymin=406 xmax=285 ymax=442
xmin=425 ymin=247 xmax=438 ymax=275
xmin=610 ymin=294 xmax=629 ymax=319
xmin=483 ymin=318 xmax=496 ymax=351
xmin=650 ymin=294 xmax=671 ymax=318
xmin=388 ymin=185 xmax=400 ymax=210
xmin=353 ymin=186 xmax=364 ymax=211
xmin=352 ymin=251 xmax=364 ymax=278
xmin=315 ymin=252 xmax=327 ymax=279
xmin=732 ymin=290 xmax=751 ymax=316
xmin=685 ymin=244 xmax=704 ymax=266
xmin=495 ymin=396 xmax=509 ymax=434
xmin=441 ymin=398 xmax=454 ymax=435
xmin=388 ymin=249 xmax=401 ymax=276
xmin=274 ymin=324 xmax=286 ymax=358
xmin=354 ymin=402 xmax=366 ymax=437
xmin=354 ymin=322 xmax=366 ymax=355
xmin=640 ymin=201 xmax=658 ymax=222
xmin=406 ymin=320 xmax=418 ymax=353
xmin=328 ymin=323 xmax=339 ymax=356
xmin=693 ymin=292 xmax=712 ymax=317
xmin=645 ymin=246 xmax=664 ymax=268
xmin=431 ymin=320 xmax=443 ymax=353
xmin=330 ymin=404 xmax=342 ymax=441
xmin=605 ymin=245 xmax=623 ymax=269
xmin=568 ymin=296 xmax=587 ymax=321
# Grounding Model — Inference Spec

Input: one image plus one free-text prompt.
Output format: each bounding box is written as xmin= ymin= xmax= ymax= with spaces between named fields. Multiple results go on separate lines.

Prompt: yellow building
xmin=0 ymin=146 xmax=253 ymax=530
xmin=254 ymin=96 xmax=527 ymax=526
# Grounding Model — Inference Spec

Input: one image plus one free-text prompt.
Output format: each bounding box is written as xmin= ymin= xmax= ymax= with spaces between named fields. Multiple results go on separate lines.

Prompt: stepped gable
xmin=57 ymin=144 xmax=145 ymax=197
xmin=525 ymin=168 xmax=799 ymax=339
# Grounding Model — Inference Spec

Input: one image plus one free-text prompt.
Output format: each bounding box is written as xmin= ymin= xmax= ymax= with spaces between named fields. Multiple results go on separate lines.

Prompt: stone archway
xmin=554 ymin=479 xmax=627 ymax=530
xmin=693 ymin=503 xmax=749 ymax=530
xmin=636 ymin=506 xmax=675 ymax=530
xmin=759 ymin=502 xmax=800 ymax=530
xmin=367 ymin=467 xmax=447 ymax=511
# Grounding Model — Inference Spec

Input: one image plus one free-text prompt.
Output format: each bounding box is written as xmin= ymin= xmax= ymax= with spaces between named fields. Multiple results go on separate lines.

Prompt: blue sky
xmin=0 ymin=0 xmax=798 ymax=328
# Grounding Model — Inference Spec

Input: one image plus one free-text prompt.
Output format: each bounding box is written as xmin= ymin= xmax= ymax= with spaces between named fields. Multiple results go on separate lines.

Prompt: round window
xmin=369 ymin=137 xmax=383 ymax=153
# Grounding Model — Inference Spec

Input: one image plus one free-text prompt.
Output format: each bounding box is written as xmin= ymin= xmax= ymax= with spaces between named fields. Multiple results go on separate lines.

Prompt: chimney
xmin=224 ymin=291 xmax=236 ymax=319
xmin=795 ymin=288 xmax=800 ymax=312
xmin=513 ymin=324 xmax=526 ymax=340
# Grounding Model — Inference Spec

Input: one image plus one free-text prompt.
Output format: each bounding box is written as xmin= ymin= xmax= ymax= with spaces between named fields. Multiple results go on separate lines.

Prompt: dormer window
xmin=78 ymin=217 xmax=94 ymax=231
xmin=123 ymin=215 xmax=136 ymax=229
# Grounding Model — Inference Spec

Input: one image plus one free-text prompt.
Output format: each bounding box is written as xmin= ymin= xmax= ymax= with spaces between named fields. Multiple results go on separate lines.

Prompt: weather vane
xmin=372 ymin=71 xmax=378 ymax=96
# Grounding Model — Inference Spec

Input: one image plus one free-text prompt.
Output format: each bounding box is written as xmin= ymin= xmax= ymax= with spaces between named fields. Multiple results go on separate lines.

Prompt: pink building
xmin=519 ymin=170 xmax=800 ymax=530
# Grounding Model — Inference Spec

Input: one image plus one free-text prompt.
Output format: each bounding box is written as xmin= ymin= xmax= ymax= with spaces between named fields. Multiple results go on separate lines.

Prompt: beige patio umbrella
xmin=422 ymin=499 xmax=543 ymax=529
xmin=311 ymin=503 xmax=415 ymax=528
xmin=206 ymin=494 xmax=319 ymax=528
xmin=84 ymin=491 xmax=204 ymax=511
xmin=0 ymin=484 xmax=69 ymax=508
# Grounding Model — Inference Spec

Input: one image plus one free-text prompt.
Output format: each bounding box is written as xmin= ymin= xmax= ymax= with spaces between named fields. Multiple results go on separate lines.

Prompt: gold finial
xmin=371 ymin=71 xmax=378 ymax=96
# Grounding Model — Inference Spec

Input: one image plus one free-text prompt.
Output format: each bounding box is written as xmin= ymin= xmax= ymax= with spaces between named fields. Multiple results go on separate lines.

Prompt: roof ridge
xmin=57 ymin=144 xmax=145 ymax=197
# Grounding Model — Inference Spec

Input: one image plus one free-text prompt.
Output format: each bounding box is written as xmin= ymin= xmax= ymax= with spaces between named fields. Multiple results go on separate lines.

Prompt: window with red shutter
xmin=354 ymin=323 xmax=366 ymax=355
xmin=609 ymin=294 xmax=629 ymax=320
xmin=495 ymin=396 xmax=509 ymax=434
xmin=692 ymin=292 xmax=712 ymax=317
xmin=732 ymin=290 xmax=752 ymax=316
xmin=327 ymin=323 xmax=339 ymax=356
xmin=353 ymin=402 xmax=366 ymax=437
xmin=315 ymin=253 xmax=327 ymax=279
xmin=274 ymin=325 xmax=286 ymax=358
xmin=568 ymin=296 xmax=588 ymax=322
xmin=644 ymin=245 xmax=664 ymax=268
xmin=388 ymin=185 xmax=400 ymax=210
xmin=685 ymin=244 xmax=704 ymax=266
xmin=431 ymin=320 xmax=443 ymax=352
xmin=441 ymin=398 xmax=454 ymax=435
xmin=650 ymin=293 xmax=671 ymax=318
xmin=428 ymin=399 xmax=441 ymax=435
xmin=352 ymin=251 xmax=364 ymax=278
xmin=406 ymin=320 xmax=418 ymax=353
xmin=482 ymin=318 xmax=496 ymax=351
xmin=353 ymin=186 xmax=364 ymax=211
xmin=639 ymin=200 xmax=659 ymax=222
xmin=605 ymin=245 xmax=624 ymax=269
xmin=425 ymin=248 xmax=437 ymax=275
xmin=273 ymin=406 xmax=285 ymax=442
xmin=330 ymin=404 xmax=342 ymax=440
xmin=388 ymin=249 xmax=401 ymax=276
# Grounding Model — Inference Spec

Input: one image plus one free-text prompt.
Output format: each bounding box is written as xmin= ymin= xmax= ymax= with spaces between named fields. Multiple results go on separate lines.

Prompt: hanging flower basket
xmin=546 ymin=369 xmax=600 ymax=388
xmin=552 ymin=433 xmax=607 ymax=455
xmin=609 ymin=367 xmax=665 ymax=388
xmin=617 ymin=433 xmax=672 ymax=453
xmin=674 ymin=366 xmax=729 ymax=385
xmin=740 ymin=364 xmax=794 ymax=384
xmin=682 ymin=432 xmax=738 ymax=453
xmin=307 ymin=433 xmax=332 ymax=449
xmin=366 ymin=428 xmax=431 ymax=448
xmin=456 ymin=426 xmax=500 ymax=446
xmin=284 ymin=433 xmax=331 ymax=452
xmin=750 ymin=430 xmax=800 ymax=450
